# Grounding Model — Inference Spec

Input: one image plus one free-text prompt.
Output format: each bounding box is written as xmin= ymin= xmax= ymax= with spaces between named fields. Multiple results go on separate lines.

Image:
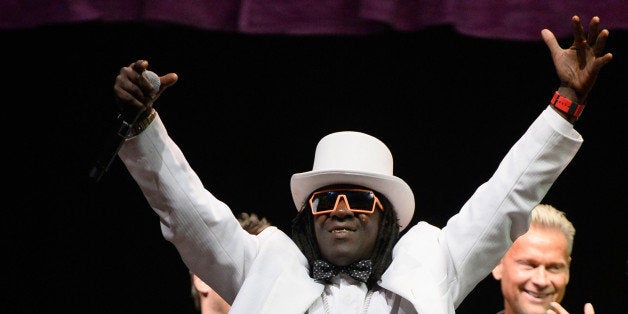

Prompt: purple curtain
xmin=2 ymin=1 xmax=627 ymax=40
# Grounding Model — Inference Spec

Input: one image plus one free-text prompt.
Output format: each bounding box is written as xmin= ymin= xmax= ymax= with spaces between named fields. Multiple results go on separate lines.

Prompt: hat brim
xmin=290 ymin=170 xmax=415 ymax=231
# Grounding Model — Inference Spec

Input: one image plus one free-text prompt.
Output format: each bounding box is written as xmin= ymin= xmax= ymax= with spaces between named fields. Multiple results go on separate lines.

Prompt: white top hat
xmin=290 ymin=131 xmax=415 ymax=231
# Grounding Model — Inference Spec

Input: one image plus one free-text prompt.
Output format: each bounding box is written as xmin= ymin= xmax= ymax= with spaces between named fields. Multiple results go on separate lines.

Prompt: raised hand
xmin=238 ymin=212 xmax=272 ymax=235
xmin=541 ymin=16 xmax=613 ymax=104
xmin=113 ymin=60 xmax=178 ymax=111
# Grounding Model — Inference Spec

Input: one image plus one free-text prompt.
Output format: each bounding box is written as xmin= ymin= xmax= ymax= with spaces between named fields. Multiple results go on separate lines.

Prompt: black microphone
xmin=89 ymin=70 xmax=161 ymax=182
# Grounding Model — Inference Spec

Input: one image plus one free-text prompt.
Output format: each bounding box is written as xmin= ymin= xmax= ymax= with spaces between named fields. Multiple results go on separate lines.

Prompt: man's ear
xmin=491 ymin=260 xmax=503 ymax=280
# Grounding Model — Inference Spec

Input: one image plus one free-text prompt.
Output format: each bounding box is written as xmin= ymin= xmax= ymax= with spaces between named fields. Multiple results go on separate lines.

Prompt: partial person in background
xmin=190 ymin=275 xmax=229 ymax=314
xmin=190 ymin=212 xmax=271 ymax=313
xmin=492 ymin=204 xmax=591 ymax=314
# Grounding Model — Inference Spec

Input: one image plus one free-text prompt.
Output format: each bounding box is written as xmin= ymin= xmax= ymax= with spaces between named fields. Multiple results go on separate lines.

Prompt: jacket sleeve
xmin=118 ymin=113 xmax=258 ymax=304
xmin=443 ymin=105 xmax=583 ymax=307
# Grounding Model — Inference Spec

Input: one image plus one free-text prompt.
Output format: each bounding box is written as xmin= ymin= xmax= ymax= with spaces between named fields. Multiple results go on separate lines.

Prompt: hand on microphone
xmin=90 ymin=60 xmax=178 ymax=182
xmin=113 ymin=59 xmax=178 ymax=113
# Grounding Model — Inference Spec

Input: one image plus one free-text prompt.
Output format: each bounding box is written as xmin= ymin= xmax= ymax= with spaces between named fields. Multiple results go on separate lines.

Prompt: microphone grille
xmin=142 ymin=70 xmax=161 ymax=91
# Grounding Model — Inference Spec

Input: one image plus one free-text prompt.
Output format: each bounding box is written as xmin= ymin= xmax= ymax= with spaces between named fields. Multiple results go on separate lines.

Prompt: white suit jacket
xmin=119 ymin=106 xmax=582 ymax=313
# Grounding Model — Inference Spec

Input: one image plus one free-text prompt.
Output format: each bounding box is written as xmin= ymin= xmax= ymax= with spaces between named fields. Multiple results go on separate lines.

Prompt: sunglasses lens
xmin=344 ymin=190 xmax=374 ymax=210
xmin=311 ymin=191 xmax=339 ymax=213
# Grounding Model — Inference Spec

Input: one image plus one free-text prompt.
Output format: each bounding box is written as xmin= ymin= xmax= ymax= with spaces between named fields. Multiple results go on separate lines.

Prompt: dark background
xmin=4 ymin=22 xmax=626 ymax=313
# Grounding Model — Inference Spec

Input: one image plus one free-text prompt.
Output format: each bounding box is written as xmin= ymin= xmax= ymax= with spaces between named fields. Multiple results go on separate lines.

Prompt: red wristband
xmin=550 ymin=91 xmax=585 ymax=119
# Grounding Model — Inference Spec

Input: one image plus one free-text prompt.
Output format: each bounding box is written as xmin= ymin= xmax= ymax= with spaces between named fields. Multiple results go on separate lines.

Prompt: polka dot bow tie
xmin=312 ymin=259 xmax=372 ymax=283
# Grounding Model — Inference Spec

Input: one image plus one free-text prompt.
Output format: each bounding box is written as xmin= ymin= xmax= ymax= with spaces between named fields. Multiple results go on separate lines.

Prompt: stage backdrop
xmin=2 ymin=0 xmax=628 ymax=40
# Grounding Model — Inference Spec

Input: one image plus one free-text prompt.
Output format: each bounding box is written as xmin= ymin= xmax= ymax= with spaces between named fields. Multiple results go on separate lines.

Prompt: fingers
xmin=248 ymin=213 xmax=260 ymax=226
xmin=548 ymin=301 xmax=568 ymax=314
xmin=237 ymin=212 xmax=250 ymax=227
xmin=159 ymin=72 xmax=179 ymax=90
xmin=113 ymin=59 xmax=179 ymax=110
xmin=131 ymin=59 xmax=148 ymax=73
xmin=569 ymin=15 xmax=590 ymax=67
xmin=237 ymin=212 xmax=271 ymax=235
xmin=587 ymin=16 xmax=600 ymax=47
xmin=592 ymin=28 xmax=613 ymax=71
xmin=541 ymin=29 xmax=560 ymax=57
xmin=260 ymin=217 xmax=270 ymax=227
xmin=547 ymin=301 xmax=595 ymax=314
xmin=135 ymin=59 xmax=178 ymax=94
xmin=593 ymin=28 xmax=610 ymax=57
xmin=571 ymin=15 xmax=585 ymax=47
xmin=114 ymin=60 xmax=152 ymax=108
xmin=130 ymin=60 xmax=155 ymax=95
xmin=253 ymin=217 xmax=270 ymax=233
xmin=114 ymin=68 xmax=146 ymax=110
xmin=586 ymin=16 xmax=611 ymax=64
xmin=149 ymin=72 xmax=178 ymax=102
xmin=239 ymin=212 xmax=260 ymax=230
xmin=593 ymin=28 xmax=608 ymax=56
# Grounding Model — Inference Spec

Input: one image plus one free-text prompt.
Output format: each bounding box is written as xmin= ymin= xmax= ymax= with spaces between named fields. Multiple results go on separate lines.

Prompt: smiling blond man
xmin=492 ymin=204 xmax=593 ymax=314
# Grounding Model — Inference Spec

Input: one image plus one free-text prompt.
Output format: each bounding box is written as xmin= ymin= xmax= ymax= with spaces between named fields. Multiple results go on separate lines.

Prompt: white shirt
xmin=307 ymin=274 xmax=415 ymax=313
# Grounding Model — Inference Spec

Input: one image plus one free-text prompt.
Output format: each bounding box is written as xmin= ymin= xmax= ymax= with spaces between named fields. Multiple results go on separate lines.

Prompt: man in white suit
xmin=112 ymin=16 xmax=612 ymax=313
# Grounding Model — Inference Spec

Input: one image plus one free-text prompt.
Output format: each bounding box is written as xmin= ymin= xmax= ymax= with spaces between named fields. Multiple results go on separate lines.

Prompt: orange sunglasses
xmin=309 ymin=188 xmax=383 ymax=215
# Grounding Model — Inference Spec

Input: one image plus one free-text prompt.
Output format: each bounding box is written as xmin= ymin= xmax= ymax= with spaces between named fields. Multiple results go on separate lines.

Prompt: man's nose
xmin=531 ymin=266 xmax=550 ymax=286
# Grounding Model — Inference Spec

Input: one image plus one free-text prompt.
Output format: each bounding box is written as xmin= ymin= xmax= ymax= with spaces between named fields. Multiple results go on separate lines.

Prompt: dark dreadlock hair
xmin=290 ymin=185 xmax=401 ymax=289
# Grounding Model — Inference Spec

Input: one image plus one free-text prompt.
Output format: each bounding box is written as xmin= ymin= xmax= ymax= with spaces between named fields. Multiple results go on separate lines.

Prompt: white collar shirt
xmin=307 ymin=274 xmax=415 ymax=313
